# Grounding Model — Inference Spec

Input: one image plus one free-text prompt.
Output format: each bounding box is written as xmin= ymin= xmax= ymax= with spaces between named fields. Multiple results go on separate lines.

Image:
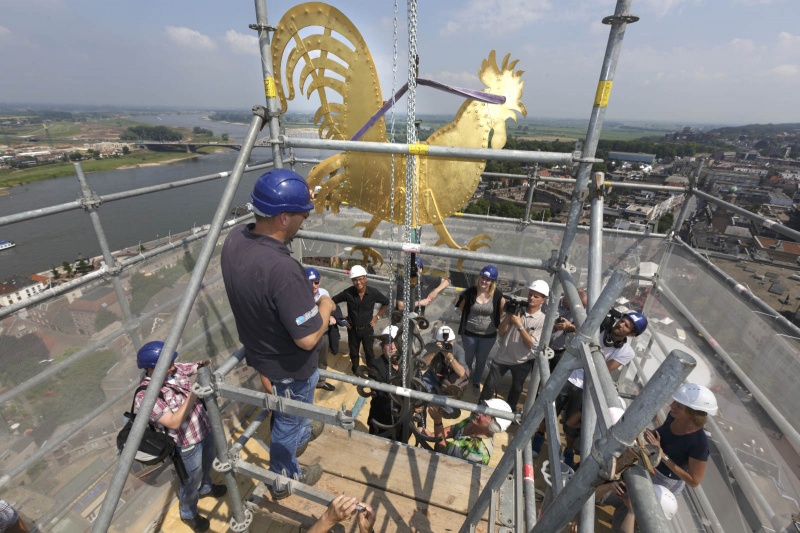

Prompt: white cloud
xmin=778 ymin=31 xmax=800 ymax=49
xmin=729 ymin=38 xmax=756 ymax=53
xmin=164 ymin=26 xmax=215 ymax=51
xmin=440 ymin=0 xmax=552 ymax=36
xmin=224 ymin=29 xmax=257 ymax=55
xmin=768 ymin=64 xmax=800 ymax=79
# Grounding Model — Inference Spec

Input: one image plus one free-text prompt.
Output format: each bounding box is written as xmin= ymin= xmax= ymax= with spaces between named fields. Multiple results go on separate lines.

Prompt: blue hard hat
xmin=624 ymin=311 xmax=648 ymax=336
xmin=415 ymin=257 xmax=423 ymax=270
xmin=305 ymin=267 xmax=321 ymax=281
xmin=137 ymin=341 xmax=178 ymax=369
xmin=250 ymin=169 xmax=314 ymax=217
xmin=480 ymin=264 xmax=499 ymax=281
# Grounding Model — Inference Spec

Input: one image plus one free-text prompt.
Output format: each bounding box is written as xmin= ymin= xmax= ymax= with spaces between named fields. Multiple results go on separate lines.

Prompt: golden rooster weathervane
xmin=271 ymin=2 xmax=527 ymax=265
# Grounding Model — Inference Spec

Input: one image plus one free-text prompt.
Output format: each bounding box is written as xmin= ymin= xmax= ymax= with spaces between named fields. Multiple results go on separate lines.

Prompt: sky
xmin=1 ymin=0 xmax=798 ymax=126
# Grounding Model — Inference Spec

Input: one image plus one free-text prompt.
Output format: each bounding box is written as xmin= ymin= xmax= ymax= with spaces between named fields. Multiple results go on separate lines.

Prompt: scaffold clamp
xmin=213 ymin=456 xmax=233 ymax=473
xmin=192 ymin=382 xmax=214 ymax=398
xmin=229 ymin=508 xmax=253 ymax=533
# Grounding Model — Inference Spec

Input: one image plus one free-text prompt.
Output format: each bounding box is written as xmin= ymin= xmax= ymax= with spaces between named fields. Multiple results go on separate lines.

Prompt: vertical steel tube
xmin=587 ymin=172 xmax=604 ymax=309
xmin=254 ymin=0 xmax=284 ymax=168
xmin=622 ymin=465 xmax=671 ymax=532
xmin=197 ymin=366 xmax=249 ymax=527
xmin=555 ymin=0 xmax=637 ymax=272
xmin=74 ymin=163 xmax=141 ymax=348
xmin=91 ymin=112 xmax=265 ymax=533
xmin=533 ymin=350 xmax=696 ymax=533
xmin=524 ymin=165 xmax=537 ymax=223
xmin=522 ymin=442 xmax=538 ymax=529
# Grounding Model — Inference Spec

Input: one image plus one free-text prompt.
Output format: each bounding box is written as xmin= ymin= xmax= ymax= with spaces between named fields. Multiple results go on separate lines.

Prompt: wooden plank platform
xmin=156 ymin=347 xmax=613 ymax=532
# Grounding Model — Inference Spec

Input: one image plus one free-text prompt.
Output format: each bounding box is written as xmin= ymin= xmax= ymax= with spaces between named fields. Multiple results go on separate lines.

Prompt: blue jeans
xmin=177 ymin=434 xmax=215 ymax=519
xmin=271 ymin=369 xmax=318 ymax=477
xmin=462 ymin=334 xmax=496 ymax=387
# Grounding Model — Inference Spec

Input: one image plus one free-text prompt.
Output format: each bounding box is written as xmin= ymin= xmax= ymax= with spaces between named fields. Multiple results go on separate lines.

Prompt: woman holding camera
xmin=455 ymin=265 xmax=506 ymax=395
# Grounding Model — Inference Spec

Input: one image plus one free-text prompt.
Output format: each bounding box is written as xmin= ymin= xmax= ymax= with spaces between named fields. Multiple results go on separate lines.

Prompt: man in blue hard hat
xmin=532 ymin=308 xmax=648 ymax=468
xmin=221 ymin=169 xmax=336 ymax=499
xmin=305 ymin=266 xmax=346 ymax=392
xmin=135 ymin=341 xmax=226 ymax=532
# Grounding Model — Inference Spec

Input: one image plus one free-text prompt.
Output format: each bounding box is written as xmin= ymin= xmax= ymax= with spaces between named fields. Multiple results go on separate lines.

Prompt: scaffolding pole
xmin=91 ymin=110 xmax=266 ymax=533
xmin=74 ymin=163 xmax=141 ymax=348
xmin=461 ymin=271 xmax=628 ymax=531
xmin=533 ymin=349 xmax=695 ymax=533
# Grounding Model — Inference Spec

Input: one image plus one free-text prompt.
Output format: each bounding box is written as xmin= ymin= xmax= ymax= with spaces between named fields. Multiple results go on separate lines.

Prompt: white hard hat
xmin=654 ymin=485 xmax=678 ymax=520
xmin=484 ymin=398 xmax=513 ymax=433
xmin=528 ymin=279 xmax=550 ymax=297
xmin=672 ymin=383 xmax=718 ymax=416
xmin=349 ymin=265 xmax=367 ymax=279
xmin=313 ymin=185 xmax=323 ymax=193
xmin=381 ymin=325 xmax=399 ymax=339
xmin=435 ymin=325 xmax=455 ymax=343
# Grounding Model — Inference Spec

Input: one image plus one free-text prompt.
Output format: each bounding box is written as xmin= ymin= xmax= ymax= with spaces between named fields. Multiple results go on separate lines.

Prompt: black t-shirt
xmin=221 ymin=224 xmax=322 ymax=380
xmin=654 ymin=414 xmax=710 ymax=479
xmin=395 ymin=274 xmax=443 ymax=314
xmin=332 ymin=285 xmax=389 ymax=328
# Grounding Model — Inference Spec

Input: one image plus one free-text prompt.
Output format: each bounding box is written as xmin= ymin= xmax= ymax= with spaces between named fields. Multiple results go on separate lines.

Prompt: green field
xmin=0 ymin=149 xmax=210 ymax=187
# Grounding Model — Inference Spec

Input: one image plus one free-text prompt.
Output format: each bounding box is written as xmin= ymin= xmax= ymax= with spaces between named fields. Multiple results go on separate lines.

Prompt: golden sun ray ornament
xmin=271 ymin=2 xmax=527 ymax=265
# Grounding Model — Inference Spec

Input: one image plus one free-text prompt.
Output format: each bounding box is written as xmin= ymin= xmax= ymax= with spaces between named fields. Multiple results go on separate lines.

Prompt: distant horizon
xmin=2 ymin=102 xmax=786 ymax=131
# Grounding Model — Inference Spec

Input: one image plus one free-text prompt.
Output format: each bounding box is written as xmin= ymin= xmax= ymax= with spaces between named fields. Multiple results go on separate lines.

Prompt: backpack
xmin=116 ymin=384 xmax=176 ymax=466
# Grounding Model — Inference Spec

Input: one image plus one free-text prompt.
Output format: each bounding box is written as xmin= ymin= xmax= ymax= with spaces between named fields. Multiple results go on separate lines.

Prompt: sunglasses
xmin=311 ymin=280 xmax=321 ymax=285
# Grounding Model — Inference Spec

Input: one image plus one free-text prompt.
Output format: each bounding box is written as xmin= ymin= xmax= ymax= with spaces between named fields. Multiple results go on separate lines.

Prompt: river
xmin=0 ymin=113 xmax=324 ymax=280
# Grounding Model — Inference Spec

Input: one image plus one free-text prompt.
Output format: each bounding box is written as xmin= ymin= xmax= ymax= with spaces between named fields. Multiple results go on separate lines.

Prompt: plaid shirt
xmin=135 ymin=362 xmax=210 ymax=448
xmin=0 ymin=499 xmax=19 ymax=532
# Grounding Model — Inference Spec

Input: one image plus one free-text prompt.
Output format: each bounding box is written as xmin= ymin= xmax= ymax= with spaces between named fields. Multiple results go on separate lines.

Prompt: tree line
xmin=119 ymin=125 xmax=183 ymax=142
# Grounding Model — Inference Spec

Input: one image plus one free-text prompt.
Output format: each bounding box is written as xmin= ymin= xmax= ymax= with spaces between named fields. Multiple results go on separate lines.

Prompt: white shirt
xmin=567 ymin=338 xmax=635 ymax=389
xmin=314 ymin=287 xmax=330 ymax=303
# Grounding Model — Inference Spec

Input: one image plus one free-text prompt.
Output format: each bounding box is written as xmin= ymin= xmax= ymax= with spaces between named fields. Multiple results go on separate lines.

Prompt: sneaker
xmin=181 ymin=514 xmax=210 ymax=532
xmin=531 ymin=432 xmax=545 ymax=458
xmin=472 ymin=383 xmax=481 ymax=395
xmin=199 ymin=484 xmax=227 ymax=499
xmin=296 ymin=420 xmax=325 ymax=458
xmin=316 ymin=382 xmax=336 ymax=391
xmin=270 ymin=463 xmax=324 ymax=500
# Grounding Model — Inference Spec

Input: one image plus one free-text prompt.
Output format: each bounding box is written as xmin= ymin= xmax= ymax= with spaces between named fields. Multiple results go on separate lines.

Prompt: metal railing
xmin=0 ymin=0 xmax=798 ymax=531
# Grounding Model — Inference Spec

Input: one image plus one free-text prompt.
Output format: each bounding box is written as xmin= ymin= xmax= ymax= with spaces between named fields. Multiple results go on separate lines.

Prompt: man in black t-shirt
xmin=221 ymin=169 xmax=335 ymax=498
xmin=395 ymin=257 xmax=450 ymax=316
xmin=332 ymin=264 xmax=389 ymax=373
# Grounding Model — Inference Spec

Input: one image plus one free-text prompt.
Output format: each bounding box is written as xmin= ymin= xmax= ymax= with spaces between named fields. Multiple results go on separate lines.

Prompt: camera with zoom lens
xmin=503 ymin=297 xmax=527 ymax=315
xmin=440 ymin=341 xmax=454 ymax=352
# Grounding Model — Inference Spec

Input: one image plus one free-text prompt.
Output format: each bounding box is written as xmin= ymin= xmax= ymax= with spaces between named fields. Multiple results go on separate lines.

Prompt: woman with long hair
xmin=644 ymin=383 xmax=718 ymax=495
xmin=455 ymin=265 xmax=506 ymax=395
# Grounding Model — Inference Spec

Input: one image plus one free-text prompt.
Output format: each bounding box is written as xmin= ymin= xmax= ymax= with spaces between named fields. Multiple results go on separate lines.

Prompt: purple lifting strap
xmin=350 ymin=78 xmax=507 ymax=142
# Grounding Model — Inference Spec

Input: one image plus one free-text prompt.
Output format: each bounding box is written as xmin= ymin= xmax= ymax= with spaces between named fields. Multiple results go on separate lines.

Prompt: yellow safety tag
xmin=594 ymin=81 xmax=613 ymax=107
xmin=264 ymin=77 xmax=277 ymax=98
xmin=409 ymin=143 xmax=428 ymax=156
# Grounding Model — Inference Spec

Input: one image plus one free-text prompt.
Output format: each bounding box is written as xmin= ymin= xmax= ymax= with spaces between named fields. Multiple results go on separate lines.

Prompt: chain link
xmin=401 ymin=0 xmax=419 ymax=388
xmin=387 ymin=0 xmax=400 ymax=310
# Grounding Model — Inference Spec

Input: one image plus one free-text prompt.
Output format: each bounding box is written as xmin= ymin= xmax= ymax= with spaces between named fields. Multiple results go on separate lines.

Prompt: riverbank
xmin=0 ymin=149 xmax=218 ymax=188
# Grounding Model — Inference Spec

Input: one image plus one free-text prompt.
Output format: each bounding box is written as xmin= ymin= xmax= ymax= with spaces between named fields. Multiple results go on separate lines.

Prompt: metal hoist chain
xmin=401 ymin=0 xmax=420 ymax=388
xmin=387 ymin=0 xmax=400 ymax=309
